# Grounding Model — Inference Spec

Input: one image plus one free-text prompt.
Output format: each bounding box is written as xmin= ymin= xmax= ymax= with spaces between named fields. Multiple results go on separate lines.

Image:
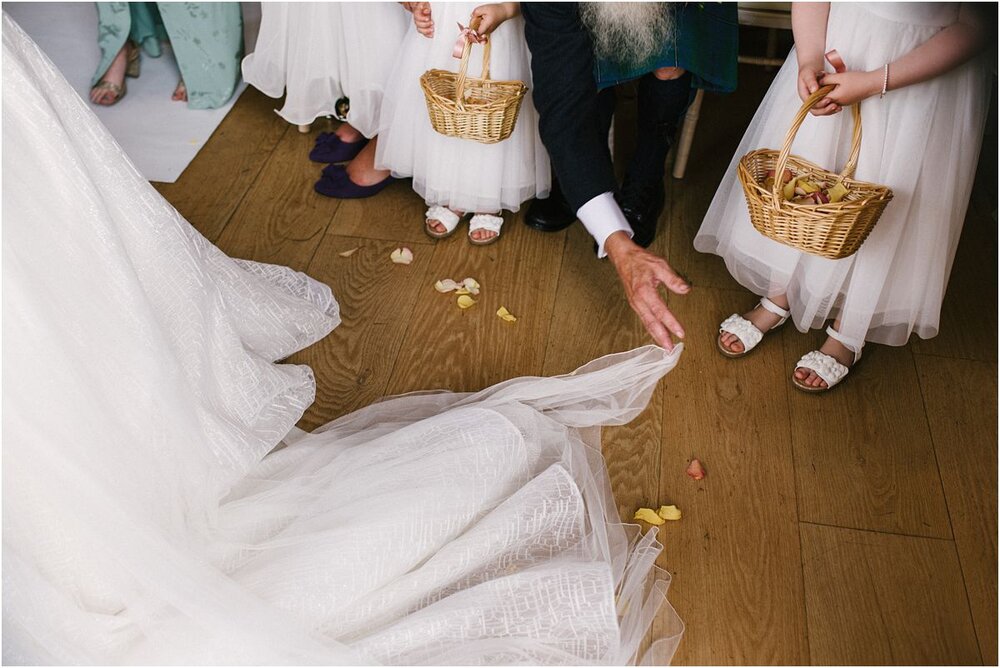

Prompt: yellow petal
xmin=633 ymin=508 xmax=665 ymax=525
xmin=454 ymin=287 xmax=471 ymax=295
xmin=338 ymin=247 xmax=360 ymax=258
xmin=435 ymin=279 xmax=460 ymax=293
xmin=782 ymin=176 xmax=800 ymax=201
xmin=828 ymin=181 xmax=849 ymax=203
xmin=390 ymin=247 xmax=414 ymax=265
xmin=496 ymin=306 xmax=517 ymax=322
xmin=799 ymin=180 xmax=820 ymax=194
xmin=457 ymin=295 xmax=476 ymax=309
xmin=657 ymin=505 xmax=682 ymax=521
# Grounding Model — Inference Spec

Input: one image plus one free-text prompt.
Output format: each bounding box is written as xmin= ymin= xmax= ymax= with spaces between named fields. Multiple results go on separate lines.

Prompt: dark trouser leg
xmin=624 ymin=71 xmax=694 ymax=190
xmin=618 ymin=71 xmax=694 ymax=247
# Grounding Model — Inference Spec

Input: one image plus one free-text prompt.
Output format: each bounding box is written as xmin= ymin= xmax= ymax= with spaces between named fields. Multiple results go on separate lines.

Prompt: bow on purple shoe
xmin=309 ymin=132 xmax=368 ymax=164
xmin=314 ymin=164 xmax=396 ymax=199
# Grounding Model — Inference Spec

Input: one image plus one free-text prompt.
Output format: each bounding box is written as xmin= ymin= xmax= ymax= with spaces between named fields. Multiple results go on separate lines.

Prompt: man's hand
xmin=605 ymin=231 xmax=689 ymax=351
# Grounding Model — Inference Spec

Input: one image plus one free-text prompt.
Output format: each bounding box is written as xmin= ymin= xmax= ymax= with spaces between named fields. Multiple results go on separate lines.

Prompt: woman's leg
xmin=344 ymin=138 xmax=391 ymax=187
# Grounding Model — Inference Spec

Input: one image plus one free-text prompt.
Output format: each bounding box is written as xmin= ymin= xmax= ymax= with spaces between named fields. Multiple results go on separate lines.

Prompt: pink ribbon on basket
xmin=452 ymin=22 xmax=486 ymax=59
xmin=824 ymin=49 xmax=847 ymax=74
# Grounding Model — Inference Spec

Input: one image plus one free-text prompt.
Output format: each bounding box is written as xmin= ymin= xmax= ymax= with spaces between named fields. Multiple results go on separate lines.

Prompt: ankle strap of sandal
xmin=825 ymin=326 xmax=864 ymax=363
xmin=759 ymin=297 xmax=790 ymax=319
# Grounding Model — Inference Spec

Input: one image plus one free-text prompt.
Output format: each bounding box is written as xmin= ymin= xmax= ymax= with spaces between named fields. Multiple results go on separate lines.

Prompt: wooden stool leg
xmin=297 ymin=123 xmax=312 ymax=134
xmin=671 ymin=88 xmax=704 ymax=180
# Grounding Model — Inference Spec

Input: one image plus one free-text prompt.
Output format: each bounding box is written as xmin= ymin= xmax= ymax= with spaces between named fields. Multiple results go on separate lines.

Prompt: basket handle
xmin=453 ymin=16 xmax=492 ymax=109
xmin=771 ymin=84 xmax=863 ymax=202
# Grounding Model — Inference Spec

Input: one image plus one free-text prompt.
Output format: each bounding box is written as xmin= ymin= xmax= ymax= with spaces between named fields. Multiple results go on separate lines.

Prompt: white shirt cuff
xmin=577 ymin=192 xmax=633 ymax=258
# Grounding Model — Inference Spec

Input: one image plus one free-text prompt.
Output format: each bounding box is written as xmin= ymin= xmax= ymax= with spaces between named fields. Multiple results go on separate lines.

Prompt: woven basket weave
xmin=737 ymin=85 xmax=893 ymax=260
xmin=419 ymin=27 xmax=526 ymax=145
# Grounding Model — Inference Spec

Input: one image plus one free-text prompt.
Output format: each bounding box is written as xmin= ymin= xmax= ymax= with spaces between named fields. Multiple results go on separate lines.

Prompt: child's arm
xmin=471 ymin=2 xmax=520 ymax=36
xmin=821 ymin=4 xmax=992 ymax=107
xmin=792 ymin=3 xmax=835 ymax=115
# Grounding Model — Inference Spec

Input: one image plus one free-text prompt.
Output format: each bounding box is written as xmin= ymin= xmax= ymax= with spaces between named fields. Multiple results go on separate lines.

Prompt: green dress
xmin=93 ymin=2 xmax=243 ymax=109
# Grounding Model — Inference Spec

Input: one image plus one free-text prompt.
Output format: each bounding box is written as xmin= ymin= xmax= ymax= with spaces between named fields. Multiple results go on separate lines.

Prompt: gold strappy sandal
xmin=90 ymin=80 xmax=126 ymax=106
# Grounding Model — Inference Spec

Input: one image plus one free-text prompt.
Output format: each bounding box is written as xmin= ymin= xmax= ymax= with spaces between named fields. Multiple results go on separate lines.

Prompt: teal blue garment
xmin=595 ymin=3 xmax=738 ymax=93
xmin=93 ymin=2 xmax=243 ymax=109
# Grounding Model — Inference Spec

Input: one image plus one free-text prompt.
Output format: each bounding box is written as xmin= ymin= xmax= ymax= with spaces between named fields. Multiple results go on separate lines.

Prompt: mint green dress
xmin=93 ymin=2 xmax=243 ymax=109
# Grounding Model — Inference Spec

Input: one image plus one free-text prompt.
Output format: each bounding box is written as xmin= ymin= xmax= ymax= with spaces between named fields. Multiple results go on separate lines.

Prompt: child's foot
xmin=468 ymin=213 xmax=503 ymax=245
xmin=344 ymin=138 xmax=390 ymax=186
xmin=719 ymin=301 xmax=787 ymax=355
xmin=793 ymin=335 xmax=856 ymax=390
xmin=172 ymin=79 xmax=187 ymax=102
xmin=425 ymin=206 xmax=464 ymax=239
xmin=90 ymin=45 xmax=128 ymax=105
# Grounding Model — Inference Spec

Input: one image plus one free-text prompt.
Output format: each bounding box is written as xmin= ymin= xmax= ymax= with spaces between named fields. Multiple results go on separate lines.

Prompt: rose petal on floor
xmin=634 ymin=508 xmax=665 ymax=525
xmin=686 ymin=458 xmax=706 ymax=480
xmin=390 ymin=247 xmax=413 ymax=265
xmin=462 ymin=277 xmax=480 ymax=295
xmin=457 ymin=295 xmax=476 ymax=309
xmin=338 ymin=247 xmax=360 ymax=258
xmin=657 ymin=505 xmax=682 ymax=521
xmin=435 ymin=279 xmax=460 ymax=293
xmin=496 ymin=306 xmax=517 ymax=322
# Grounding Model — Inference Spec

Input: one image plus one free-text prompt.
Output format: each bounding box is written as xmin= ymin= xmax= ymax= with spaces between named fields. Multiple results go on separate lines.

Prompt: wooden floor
xmin=153 ymin=62 xmax=997 ymax=665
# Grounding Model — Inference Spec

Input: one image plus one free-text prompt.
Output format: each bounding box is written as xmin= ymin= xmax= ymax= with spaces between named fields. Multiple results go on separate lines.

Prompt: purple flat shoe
xmin=309 ymin=132 xmax=368 ymax=163
xmin=314 ymin=165 xmax=395 ymax=199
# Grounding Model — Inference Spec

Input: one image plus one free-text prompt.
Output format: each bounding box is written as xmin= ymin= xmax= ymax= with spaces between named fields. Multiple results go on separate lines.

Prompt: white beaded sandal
xmin=468 ymin=213 xmax=504 ymax=246
xmin=716 ymin=297 xmax=791 ymax=358
xmin=425 ymin=206 xmax=464 ymax=240
xmin=792 ymin=326 xmax=864 ymax=393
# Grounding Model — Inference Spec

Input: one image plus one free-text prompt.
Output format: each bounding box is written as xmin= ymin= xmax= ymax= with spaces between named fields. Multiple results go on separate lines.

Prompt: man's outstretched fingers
xmin=641 ymin=288 xmax=684 ymax=341
xmin=654 ymin=263 xmax=690 ymax=295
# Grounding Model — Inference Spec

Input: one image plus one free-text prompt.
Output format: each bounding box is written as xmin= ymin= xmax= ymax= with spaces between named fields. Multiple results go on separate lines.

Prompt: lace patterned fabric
xmin=2 ymin=14 xmax=683 ymax=665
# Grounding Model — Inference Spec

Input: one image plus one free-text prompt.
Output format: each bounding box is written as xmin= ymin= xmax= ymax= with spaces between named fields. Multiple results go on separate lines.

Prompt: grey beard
xmin=580 ymin=3 xmax=675 ymax=66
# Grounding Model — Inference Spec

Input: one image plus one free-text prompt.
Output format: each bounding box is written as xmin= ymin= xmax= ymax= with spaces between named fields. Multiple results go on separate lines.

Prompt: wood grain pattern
xmin=656 ymin=286 xmax=808 ymax=665
xmin=385 ymin=209 xmax=565 ymax=395
xmin=214 ymin=126 xmax=341 ymax=271
xmin=915 ymin=355 xmax=998 ymax=664
xmin=784 ymin=330 xmax=952 ymax=539
xmin=289 ymin=234 xmax=436 ymax=429
xmin=152 ymin=87 xmax=291 ymax=242
xmin=801 ymin=522 xmax=981 ymax=665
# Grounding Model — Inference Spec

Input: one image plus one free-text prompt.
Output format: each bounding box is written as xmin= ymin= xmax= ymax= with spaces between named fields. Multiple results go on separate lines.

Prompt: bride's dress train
xmin=2 ymin=14 xmax=683 ymax=665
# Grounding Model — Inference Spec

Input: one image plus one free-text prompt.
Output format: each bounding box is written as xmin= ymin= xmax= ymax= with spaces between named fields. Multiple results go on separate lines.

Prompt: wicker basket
xmin=419 ymin=27 xmax=526 ymax=145
xmin=737 ymin=85 xmax=893 ymax=259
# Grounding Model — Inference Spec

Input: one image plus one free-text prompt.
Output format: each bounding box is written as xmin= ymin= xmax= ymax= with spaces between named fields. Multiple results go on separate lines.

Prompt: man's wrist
xmin=604 ymin=231 xmax=636 ymax=261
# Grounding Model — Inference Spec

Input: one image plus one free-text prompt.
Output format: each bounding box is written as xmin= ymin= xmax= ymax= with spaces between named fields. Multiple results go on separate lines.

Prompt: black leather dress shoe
xmin=618 ymin=179 xmax=665 ymax=249
xmin=524 ymin=186 xmax=576 ymax=232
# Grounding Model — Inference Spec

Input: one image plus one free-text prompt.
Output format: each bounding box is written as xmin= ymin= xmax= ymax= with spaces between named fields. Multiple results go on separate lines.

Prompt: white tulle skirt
xmin=3 ymin=15 xmax=682 ymax=665
xmin=375 ymin=2 xmax=551 ymax=213
xmin=694 ymin=2 xmax=991 ymax=346
xmin=241 ymin=3 xmax=407 ymax=133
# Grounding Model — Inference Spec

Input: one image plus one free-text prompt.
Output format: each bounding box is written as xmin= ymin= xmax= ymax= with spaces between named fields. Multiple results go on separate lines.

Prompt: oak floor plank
xmin=152 ymin=87 xmax=291 ymax=242
xmin=213 ymin=126 xmax=341 ymax=271
xmin=384 ymin=209 xmax=566 ymax=396
xmin=288 ymin=234 xmax=436 ymax=429
xmin=656 ymin=287 xmax=808 ymax=665
xmin=326 ymin=177 xmax=436 ymax=246
xmin=915 ymin=355 xmax=998 ymax=664
xmin=801 ymin=523 xmax=981 ymax=665
xmin=784 ymin=331 xmax=953 ymax=539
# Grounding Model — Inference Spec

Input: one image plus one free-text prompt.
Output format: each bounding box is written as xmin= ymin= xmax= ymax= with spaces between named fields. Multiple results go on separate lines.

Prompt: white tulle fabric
xmin=375 ymin=2 xmax=551 ymax=213
xmin=2 ymin=15 xmax=683 ymax=665
xmin=695 ymin=3 xmax=991 ymax=346
xmin=241 ymin=3 xmax=408 ymax=133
